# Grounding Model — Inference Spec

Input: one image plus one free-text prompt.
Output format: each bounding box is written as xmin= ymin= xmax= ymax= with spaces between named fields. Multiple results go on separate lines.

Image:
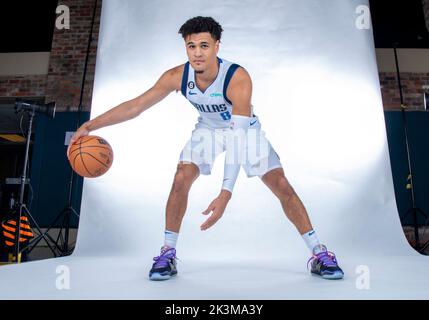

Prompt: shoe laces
xmin=153 ymin=246 xmax=178 ymax=268
xmin=307 ymin=249 xmax=338 ymax=270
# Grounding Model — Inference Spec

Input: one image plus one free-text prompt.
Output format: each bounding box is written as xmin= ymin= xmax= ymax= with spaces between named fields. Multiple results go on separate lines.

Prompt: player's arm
xmin=67 ymin=65 xmax=183 ymax=156
xmin=220 ymin=67 xmax=253 ymax=196
xmin=84 ymin=65 xmax=183 ymax=132
xmin=200 ymin=68 xmax=252 ymax=231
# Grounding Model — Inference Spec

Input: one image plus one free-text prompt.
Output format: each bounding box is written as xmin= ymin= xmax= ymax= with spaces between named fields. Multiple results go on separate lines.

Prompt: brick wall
xmin=0 ymin=75 xmax=47 ymax=98
xmin=0 ymin=1 xmax=102 ymax=110
xmin=379 ymin=72 xmax=429 ymax=110
xmin=46 ymin=0 xmax=102 ymax=111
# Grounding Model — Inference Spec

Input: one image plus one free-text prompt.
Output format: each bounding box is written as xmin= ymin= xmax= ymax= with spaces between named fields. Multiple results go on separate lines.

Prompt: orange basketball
xmin=68 ymin=135 xmax=114 ymax=177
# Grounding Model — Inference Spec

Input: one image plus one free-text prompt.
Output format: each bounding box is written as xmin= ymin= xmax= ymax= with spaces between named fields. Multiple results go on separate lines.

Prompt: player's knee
xmin=173 ymin=165 xmax=197 ymax=191
xmin=172 ymin=171 xmax=188 ymax=191
xmin=277 ymin=176 xmax=295 ymax=199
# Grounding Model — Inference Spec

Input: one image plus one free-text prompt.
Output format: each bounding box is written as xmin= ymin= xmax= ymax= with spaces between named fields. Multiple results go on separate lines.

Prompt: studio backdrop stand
xmin=393 ymin=43 xmax=429 ymax=253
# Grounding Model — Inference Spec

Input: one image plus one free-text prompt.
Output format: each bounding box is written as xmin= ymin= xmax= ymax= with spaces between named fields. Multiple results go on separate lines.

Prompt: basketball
xmin=67 ymin=135 xmax=114 ymax=177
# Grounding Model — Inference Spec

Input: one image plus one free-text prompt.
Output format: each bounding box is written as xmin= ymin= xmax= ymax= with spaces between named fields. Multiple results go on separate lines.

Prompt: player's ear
xmin=215 ymin=40 xmax=220 ymax=52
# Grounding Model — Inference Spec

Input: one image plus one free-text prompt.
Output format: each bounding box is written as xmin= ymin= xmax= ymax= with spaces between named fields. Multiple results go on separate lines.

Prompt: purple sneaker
xmin=149 ymin=246 xmax=178 ymax=281
xmin=307 ymin=245 xmax=344 ymax=280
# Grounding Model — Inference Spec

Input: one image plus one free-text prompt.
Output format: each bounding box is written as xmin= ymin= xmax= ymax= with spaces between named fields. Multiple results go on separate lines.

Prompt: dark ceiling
xmin=0 ymin=0 xmax=58 ymax=53
xmin=370 ymin=0 xmax=429 ymax=48
xmin=0 ymin=0 xmax=428 ymax=52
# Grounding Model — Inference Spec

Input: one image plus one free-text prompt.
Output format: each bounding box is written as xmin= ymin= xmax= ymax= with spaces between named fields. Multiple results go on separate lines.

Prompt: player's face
xmin=185 ymin=32 xmax=219 ymax=72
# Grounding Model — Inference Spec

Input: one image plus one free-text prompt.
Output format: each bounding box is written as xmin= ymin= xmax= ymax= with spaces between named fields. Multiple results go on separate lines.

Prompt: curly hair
xmin=178 ymin=16 xmax=223 ymax=41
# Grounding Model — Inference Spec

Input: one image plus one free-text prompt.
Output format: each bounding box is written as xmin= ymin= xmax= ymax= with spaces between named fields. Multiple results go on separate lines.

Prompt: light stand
xmin=9 ymin=101 xmax=57 ymax=262
xmin=393 ymin=43 xmax=429 ymax=253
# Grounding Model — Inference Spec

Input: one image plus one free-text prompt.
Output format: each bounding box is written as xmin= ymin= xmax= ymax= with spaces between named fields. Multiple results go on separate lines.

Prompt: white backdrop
xmin=0 ymin=0 xmax=428 ymax=299
xmin=75 ymin=0 xmax=410 ymax=259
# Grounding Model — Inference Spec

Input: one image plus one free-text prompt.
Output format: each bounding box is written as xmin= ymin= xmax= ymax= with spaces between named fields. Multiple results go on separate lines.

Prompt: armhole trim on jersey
xmin=181 ymin=62 xmax=190 ymax=97
xmin=223 ymin=63 xmax=240 ymax=105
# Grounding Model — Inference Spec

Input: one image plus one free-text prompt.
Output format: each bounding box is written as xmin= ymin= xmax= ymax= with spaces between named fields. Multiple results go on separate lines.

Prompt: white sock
xmin=302 ymin=230 xmax=322 ymax=254
xmin=164 ymin=230 xmax=179 ymax=248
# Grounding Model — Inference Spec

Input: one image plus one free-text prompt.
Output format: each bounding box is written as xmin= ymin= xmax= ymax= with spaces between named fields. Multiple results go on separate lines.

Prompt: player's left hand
xmin=200 ymin=191 xmax=231 ymax=231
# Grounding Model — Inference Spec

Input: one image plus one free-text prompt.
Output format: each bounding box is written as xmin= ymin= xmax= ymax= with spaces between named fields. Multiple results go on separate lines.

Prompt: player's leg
xmin=261 ymin=166 xmax=344 ymax=280
xmin=149 ymin=162 xmax=199 ymax=281
xmin=150 ymin=126 xmax=220 ymax=281
xmin=165 ymin=162 xmax=200 ymax=233
xmin=243 ymin=127 xmax=344 ymax=280
xmin=261 ymin=167 xmax=313 ymax=234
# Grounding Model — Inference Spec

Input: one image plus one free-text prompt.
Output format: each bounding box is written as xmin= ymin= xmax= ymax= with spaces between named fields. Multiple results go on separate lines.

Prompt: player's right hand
xmin=200 ymin=193 xmax=230 ymax=231
xmin=67 ymin=123 xmax=91 ymax=158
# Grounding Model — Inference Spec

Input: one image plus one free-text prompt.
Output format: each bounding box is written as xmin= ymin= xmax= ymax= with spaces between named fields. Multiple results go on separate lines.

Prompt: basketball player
xmin=68 ymin=17 xmax=344 ymax=281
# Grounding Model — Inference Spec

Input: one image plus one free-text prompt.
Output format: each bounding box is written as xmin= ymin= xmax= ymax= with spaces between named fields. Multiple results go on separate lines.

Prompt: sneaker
xmin=149 ymin=246 xmax=178 ymax=281
xmin=307 ymin=244 xmax=344 ymax=280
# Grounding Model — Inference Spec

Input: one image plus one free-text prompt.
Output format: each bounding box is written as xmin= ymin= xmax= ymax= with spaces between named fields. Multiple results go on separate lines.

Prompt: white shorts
xmin=178 ymin=123 xmax=283 ymax=178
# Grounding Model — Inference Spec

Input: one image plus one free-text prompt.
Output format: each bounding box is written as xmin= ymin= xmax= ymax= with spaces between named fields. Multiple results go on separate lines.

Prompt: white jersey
xmin=181 ymin=57 xmax=258 ymax=129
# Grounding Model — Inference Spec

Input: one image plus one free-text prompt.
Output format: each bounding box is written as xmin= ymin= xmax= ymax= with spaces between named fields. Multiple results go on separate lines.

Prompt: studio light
xmin=14 ymin=99 xmax=56 ymax=119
